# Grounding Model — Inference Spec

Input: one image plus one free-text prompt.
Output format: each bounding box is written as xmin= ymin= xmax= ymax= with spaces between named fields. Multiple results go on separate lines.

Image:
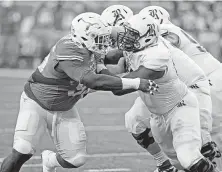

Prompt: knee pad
xmin=176 ymin=144 xmax=203 ymax=169
xmin=13 ymin=138 xmax=35 ymax=154
xmin=188 ymin=158 xmax=215 ymax=172
xmin=132 ymin=128 xmax=154 ymax=149
xmin=57 ymin=151 xmax=87 ymax=168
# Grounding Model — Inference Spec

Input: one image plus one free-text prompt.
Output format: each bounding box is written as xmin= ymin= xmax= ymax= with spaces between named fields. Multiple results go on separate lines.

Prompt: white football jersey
xmin=160 ymin=37 xmax=207 ymax=87
xmin=128 ymin=38 xmax=187 ymax=115
xmin=161 ymin=23 xmax=221 ymax=76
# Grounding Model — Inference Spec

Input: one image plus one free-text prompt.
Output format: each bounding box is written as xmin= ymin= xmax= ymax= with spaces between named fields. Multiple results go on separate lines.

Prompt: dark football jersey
xmin=24 ymin=34 xmax=97 ymax=111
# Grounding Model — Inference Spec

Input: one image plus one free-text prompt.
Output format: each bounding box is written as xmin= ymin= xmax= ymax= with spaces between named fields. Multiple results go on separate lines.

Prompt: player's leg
xmin=171 ymin=91 xmax=215 ymax=171
xmin=190 ymin=79 xmax=212 ymax=145
xmin=125 ymin=97 xmax=177 ymax=171
xmin=206 ymin=67 xmax=222 ymax=170
xmin=0 ymin=92 xmax=47 ymax=172
xmin=42 ymin=106 xmax=87 ymax=172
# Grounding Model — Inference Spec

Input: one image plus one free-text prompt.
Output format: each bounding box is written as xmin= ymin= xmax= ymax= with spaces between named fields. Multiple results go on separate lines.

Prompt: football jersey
xmin=161 ymin=37 xmax=207 ymax=87
xmin=161 ymin=23 xmax=221 ymax=76
xmin=24 ymin=34 xmax=96 ymax=111
xmin=128 ymin=38 xmax=187 ymax=115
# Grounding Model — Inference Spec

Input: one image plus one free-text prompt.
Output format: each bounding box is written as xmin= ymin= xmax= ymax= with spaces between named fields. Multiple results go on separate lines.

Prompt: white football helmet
xmin=71 ymin=12 xmax=111 ymax=55
xmin=139 ymin=6 xmax=171 ymax=25
xmin=117 ymin=14 xmax=160 ymax=52
xmin=101 ymin=5 xmax=133 ymax=26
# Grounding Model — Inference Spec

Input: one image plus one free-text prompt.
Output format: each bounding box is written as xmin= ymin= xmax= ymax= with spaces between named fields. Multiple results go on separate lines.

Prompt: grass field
xmin=0 ymin=69 xmax=156 ymax=172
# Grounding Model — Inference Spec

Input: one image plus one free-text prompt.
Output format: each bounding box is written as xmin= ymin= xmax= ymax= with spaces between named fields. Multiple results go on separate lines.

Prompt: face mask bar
xmin=117 ymin=25 xmax=140 ymax=52
xmin=93 ymin=34 xmax=111 ymax=54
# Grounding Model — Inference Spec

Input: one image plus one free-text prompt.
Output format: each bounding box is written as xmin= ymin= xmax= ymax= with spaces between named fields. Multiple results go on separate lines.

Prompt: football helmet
xmin=139 ymin=6 xmax=171 ymax=25
xmin=101 ymin=5 xmax=133 ymax=26
xmin=117 ymin=14 xmax=160 ymax=52
xmin=71 ymin=12 xmax=111 ymax=55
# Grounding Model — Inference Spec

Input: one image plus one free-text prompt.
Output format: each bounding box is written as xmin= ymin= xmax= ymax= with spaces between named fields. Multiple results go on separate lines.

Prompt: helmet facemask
xmin=117 ymin=25 xmax=140 ymax=52
xmin=117 ymin=23 xmax=158 ymax=52
xmin=90 ymin=33 xmax=111 ymax=55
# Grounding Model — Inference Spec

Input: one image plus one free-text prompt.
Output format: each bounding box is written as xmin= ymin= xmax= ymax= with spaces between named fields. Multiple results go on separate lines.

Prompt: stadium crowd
xmin=0 ymin=0 xmax=222 ymax=69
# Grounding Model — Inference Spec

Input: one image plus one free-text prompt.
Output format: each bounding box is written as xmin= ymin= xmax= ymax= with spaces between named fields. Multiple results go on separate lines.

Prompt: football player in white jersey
xmin=101 ymin=5 xmax=220 ymax=172
xmin=139 ymin=5 xmax=222 ymax=170
xmin=102 ymin=14 xmax=217 ymax=172
xmin=101 ymin=5 xmax=134 ymax=73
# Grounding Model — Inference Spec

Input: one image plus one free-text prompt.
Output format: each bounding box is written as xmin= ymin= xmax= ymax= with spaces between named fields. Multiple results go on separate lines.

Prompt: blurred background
xmin=0 ymin=0 xmax=222 ymax=69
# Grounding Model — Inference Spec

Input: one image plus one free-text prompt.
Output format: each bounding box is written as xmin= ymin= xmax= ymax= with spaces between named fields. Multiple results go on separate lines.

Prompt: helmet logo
xmin=78 ymin=17 xmax=100 ymax=35
xmin=148 ymin=9 xmax=159 ymax=20
xmin=147 ymin=24 xmax=157 ymax=37
xmin=140 ymin=23 xmax=157 ymax=39
xmin=112 ymin=9 xmax=125 ymax=26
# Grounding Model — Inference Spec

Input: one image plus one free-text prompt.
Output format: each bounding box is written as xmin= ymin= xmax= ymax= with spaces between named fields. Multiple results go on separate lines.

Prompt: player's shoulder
xmin=161 ymin=24 xmax=181 ymax=48
xmin=53 ymin=34 xmax=91 ymax=62
xmin=137 ymin=39 xmax=170 ymax=62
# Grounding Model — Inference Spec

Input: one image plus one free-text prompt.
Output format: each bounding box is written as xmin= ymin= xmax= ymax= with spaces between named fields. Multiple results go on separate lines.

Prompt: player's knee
xmin=70 ymin=152 xmax=87 ymax=167
xmin=176 ymin=144 xmax=203 ymax=169
xmin=132 ymin=128 xmax=154 ymax=149
xmin=57 ymin=151 xmax=87 ymax=168
xmin=13 ymin=137 xmax=35 ymax=155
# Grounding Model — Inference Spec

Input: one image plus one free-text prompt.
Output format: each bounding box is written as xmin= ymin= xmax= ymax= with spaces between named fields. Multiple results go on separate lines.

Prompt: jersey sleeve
xmin=160 ymin=24 xmax=181 ymax=48
xmin=55 ymin=38 xmax=94 ymax=82
xmin=54 ymin=38 xmax=91 ymax=62
xmin=59 ymin=60 xmax=93 ymax=83
xmin=162 ymin=32 xmax=181 ymax=48
xmin=141 ymin=50 xmax=169 ymax=71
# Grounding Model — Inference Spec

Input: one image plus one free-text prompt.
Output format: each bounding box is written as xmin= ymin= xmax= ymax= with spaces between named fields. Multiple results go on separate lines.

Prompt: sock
xmin=47 ymin=152 xmax=61 ymax=168
xmin=153 ymin=151 xmax=169 ymax=167
xmin=201 ymin=130 xmax=212 ymax=145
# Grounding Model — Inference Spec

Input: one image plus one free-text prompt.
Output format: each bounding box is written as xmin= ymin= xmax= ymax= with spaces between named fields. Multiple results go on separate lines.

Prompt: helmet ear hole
xmin=81 ymin=37 xmax=87 ymax=41
xmin=145 ymin=39 xmax=151 ymax=43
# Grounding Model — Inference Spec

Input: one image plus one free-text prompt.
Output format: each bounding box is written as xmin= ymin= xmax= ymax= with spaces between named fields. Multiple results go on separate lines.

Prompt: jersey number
xmin=180 ymin=29 xmax=207 ymax=53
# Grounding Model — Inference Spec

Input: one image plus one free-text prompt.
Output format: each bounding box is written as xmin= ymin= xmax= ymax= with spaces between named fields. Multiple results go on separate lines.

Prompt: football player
xmin=140 ymin=5 xmax=222 ymax=170
xmin=104 ymin=14 xmax=217 ymax=172
xmin=101 ymin=5 xmax=217 ymax=172
xmin=0 ymin=12 xmax=158 ymax=172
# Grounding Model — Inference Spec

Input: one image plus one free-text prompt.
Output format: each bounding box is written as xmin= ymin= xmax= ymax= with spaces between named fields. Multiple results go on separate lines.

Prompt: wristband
xmin=121 ymin=78 xmax=140 ymax=90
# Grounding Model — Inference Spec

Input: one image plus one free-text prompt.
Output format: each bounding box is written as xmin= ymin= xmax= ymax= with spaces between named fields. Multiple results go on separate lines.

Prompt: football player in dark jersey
xmin=0 ymin=12 xmax=158 ymax=172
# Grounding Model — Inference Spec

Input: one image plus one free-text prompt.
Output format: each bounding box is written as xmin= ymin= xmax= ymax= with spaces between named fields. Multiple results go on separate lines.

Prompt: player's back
xmin=129 ymin=38 xmax=187 ymax=115
xmin=161 ymin=37 xmax=207 ymax=87
xmin=161 ymin=23 xmax=221 ymax=76
xmin=24 ymin=34 xmax=94 ymax=111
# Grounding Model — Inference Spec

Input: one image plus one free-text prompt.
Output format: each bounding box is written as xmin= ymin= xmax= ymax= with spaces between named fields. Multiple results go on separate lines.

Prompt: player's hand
xmin=138 ymin=79 xmax=158 ymax=95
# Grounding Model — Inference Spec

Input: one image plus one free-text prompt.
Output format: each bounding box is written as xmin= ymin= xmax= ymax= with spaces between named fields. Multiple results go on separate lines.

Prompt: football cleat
xmin=154 ymin=160 xmax=180 ymax=172
xmin=201 ymin=141 xmax=222 ymax=162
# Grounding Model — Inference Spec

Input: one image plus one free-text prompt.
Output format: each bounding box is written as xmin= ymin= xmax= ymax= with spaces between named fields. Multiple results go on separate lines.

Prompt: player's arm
xmin=104 ymin=49 xmax=124 ymax=64
xmin=59 ymin=60 xmax=155 ymax=93
xmin=105 ymin=57 xmax=126 ymax=74
xmin=112 ymin=65 xmax=163 ymax=95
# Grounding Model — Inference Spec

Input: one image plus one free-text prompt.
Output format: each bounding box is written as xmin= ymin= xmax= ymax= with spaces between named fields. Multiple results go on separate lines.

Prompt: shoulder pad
xmin=54 ymin=35 xmax=91 ymax=62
